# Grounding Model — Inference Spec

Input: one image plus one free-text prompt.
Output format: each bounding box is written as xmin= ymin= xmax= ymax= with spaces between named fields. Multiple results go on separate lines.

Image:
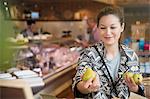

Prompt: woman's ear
xmin=121 ymin=23 xmax=125 ymax=32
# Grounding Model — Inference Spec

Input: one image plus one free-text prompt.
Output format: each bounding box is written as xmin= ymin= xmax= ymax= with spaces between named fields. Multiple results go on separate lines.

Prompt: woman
xmin=72 ymin=6 xmax=145 ymax=99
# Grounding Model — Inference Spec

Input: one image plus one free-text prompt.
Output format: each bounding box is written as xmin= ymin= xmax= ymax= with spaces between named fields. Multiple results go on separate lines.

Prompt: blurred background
xmin=0 ymin=0 xmax=149 ymax=99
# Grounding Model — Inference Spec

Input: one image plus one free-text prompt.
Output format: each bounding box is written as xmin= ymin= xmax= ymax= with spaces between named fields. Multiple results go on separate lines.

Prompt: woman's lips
xmin=104 ymin=37 xmax=112 ymax=39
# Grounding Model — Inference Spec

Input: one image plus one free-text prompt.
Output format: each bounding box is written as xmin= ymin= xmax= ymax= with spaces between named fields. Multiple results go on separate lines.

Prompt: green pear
xmin=133 ymin=74 xmax=143 ymax=85
xmin=123 ymin=72 xmax=134 ymax=79
xmin=82 ymin=68 xmax=96 ymax=81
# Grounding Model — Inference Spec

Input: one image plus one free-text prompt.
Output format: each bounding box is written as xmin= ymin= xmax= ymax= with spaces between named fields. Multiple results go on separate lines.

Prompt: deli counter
xmin=0 ymin=36 xmax=82 ymax=99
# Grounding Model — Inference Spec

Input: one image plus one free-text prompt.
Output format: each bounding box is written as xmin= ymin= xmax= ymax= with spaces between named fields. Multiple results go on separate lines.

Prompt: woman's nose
xmin=105 ymin=28 xmax=111 ymax=34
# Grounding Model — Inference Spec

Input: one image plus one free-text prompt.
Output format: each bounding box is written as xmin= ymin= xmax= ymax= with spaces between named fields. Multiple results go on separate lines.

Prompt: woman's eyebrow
xmin=99 ymin=23 xmax=116 ymax=27
xmin=99 ymin=24 xmax=105 ymax=26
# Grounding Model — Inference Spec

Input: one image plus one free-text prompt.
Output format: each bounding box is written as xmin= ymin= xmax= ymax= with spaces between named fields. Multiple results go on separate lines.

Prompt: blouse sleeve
xmin=126 ymin=51 xmax=145 ymax=97
xmin=72 ymin=48 xmax=95 ymax=98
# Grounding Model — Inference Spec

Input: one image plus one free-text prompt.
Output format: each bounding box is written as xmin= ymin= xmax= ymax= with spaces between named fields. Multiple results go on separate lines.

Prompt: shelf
xmin=136 ymin=51 xmax=150 ymax=57
xmin=93 ymin=0 xmax=115 ymax=5
xmin=5 ymin=18 xmax=82 ymax=22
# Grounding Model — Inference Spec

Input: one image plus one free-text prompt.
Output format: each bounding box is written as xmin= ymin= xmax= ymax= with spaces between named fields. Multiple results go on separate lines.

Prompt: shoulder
xmin=121 ymin=44 xmax=138 ymax=61
xmin=121 ymin=44 xmax=133 ymax=51
xmin=121 ymin=44 xmax=140 ymax=72
xmin=81 ymin=42 xmax=104 ymax=55
xmin=78 ymin=42 xmax=103 ymax=68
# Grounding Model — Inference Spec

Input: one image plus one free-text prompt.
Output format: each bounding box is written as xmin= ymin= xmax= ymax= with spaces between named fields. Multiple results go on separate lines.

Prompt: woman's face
xmin=98 ymin=14 xmax=124 ymax=46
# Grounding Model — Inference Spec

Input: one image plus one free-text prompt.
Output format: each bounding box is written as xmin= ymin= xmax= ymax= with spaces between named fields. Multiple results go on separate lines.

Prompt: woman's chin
xmin=104 ymin=41 xmax=115 ymax=46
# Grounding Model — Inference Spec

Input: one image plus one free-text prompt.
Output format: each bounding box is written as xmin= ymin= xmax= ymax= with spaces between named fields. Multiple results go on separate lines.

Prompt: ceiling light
xmin=5 ymin=7 xmax=8 ymax=11
xmin=4 ymin=1 xmax=8 ymax=5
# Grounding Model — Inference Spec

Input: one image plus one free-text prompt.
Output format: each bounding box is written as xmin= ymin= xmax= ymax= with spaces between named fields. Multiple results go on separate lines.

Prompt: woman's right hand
xmin=77 ymin=73 xmax=100 ymax=94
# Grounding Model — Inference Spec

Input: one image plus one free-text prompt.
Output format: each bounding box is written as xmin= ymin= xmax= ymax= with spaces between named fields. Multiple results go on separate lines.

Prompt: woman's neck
xmin=105 ymin=43 xmax=119 ymax=60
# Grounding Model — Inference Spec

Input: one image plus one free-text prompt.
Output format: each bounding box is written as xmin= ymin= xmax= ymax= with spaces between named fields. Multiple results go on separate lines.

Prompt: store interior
xmin=0 ymin=0 xmax=150 ymax=99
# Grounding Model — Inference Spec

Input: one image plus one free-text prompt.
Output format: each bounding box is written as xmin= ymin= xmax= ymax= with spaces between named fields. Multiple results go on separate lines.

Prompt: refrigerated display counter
xmin=34 ymin=63 xmax=76 ymax=99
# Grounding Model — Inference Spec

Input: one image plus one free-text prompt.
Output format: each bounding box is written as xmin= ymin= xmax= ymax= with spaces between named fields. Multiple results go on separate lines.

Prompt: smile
xmin=104 ymin=37 xmax=113 ymax=39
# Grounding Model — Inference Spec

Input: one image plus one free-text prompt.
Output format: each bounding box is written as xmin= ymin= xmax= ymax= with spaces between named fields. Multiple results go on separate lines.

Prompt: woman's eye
xmin=100 ymin=27 xmax=106 ymax=29
xmin=111 ymin=27 xmax=116 ymax=29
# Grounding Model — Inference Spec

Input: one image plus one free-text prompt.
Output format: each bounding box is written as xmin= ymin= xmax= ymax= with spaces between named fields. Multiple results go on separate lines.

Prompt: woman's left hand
xmin=124 ymin=75 xmax=139 ymax=93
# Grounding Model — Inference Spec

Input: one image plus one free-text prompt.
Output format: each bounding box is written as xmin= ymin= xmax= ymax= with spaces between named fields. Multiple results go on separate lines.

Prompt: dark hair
xmin=26 ymin=19 xmax=36 ymax=25
xmin=97 ymin=6 xmax=124 ymax=27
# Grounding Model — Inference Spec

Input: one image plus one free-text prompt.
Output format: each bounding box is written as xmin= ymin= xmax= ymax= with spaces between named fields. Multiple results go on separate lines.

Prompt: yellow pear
xmin=133 ymin=73 xmax=143 ymax=85
xmin=123 ymin=72 xmax=134 ymax=79
xmin=82 ymin=68 xmax=96 ymax=81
